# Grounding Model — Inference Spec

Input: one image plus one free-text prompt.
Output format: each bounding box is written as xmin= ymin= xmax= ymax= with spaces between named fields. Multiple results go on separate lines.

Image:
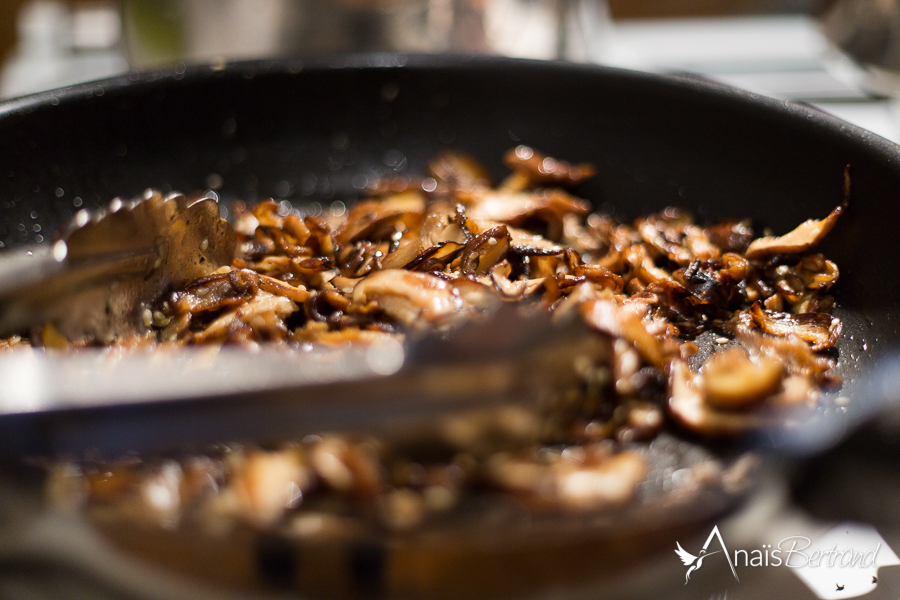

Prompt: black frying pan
xmin=1 ymin=55 xmax=900 ymax=599
xmin=0 ymin=55 xmax=895 ymax=388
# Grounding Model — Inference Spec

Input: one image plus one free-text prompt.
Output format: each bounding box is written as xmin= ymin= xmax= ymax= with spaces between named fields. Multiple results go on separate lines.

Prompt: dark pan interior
xmin=1 ymin=54 xmax=899 ymax=396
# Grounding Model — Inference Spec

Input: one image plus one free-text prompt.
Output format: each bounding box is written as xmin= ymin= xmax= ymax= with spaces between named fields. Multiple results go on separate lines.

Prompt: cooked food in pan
xmin=6 ymin=146 xmax=844 ymax=542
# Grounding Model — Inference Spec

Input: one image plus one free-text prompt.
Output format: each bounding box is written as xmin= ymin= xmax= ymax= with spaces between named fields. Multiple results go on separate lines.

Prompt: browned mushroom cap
xmin=334 ymin=191 xmax=426 ymax=246
xmin=507 ymin=225 xmax=565 ymax=255
xmin=637 ymin=210 xmax=720 ymax=265
xmin=406 ymin=241 xmax=467 ymax=272
xmin=668 ymin=361 xmax=773 ymax=436
xmin=796 ymin=254 xmax=840 ymax=291
xmin=351 ymin=269 xmax=466 ymax=327
xmin=458 ymin=226 xmax=511 ymax=276
xmin=744 ymin=204 xmax=844 ymax=260
xmin=489 ymin=263 xmax=527 ymax=299
xmin=173 ymin=268 xmax=260 ymax=314
xmin=702 ymin=347 xmax=784 ymax=410
xmin=500 ymin=145 xmax=596 ymax=191
xmin=580 ymin=297 xmax=673 ymax=369
xmin=420 ymin=201 xmax=470 ymax=246
xmin=380 ymin=201 xmax=469 ymax=270
xmin=464 ymin=189 xmax=590 ymax=233
xmin=748 ymin=302 xmax=842 ymax=351
xmin=192 ymin=291 xmax=297 ymax=344
xmin=734 ymin=327 xmax=838 ymax=386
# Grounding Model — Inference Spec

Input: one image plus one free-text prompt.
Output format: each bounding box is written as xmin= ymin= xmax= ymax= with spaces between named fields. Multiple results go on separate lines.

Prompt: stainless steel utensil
xmin=0 ymin=191 xmax=236 ymax=342
xmin=0 ymin=302 xmax=601 ymax=456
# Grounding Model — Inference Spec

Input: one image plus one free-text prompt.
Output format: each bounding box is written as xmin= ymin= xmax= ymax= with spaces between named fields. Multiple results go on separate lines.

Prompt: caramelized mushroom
xmin=351 ymin=269 xmax=466 ymax=327
xmin=458 ymin=226 xmax=511 ymax=276
xmin=335 ymin=191 xmax=426 ymax=246
xmin=745 ymin=204 xmax=844 ymax=259
xmin=702 ymin=347 xmax=784 ymax=410
xmin=25 ymin=147 xmax=850 ymax=542
xmin=464 ymin=188 xmax=590 ymax=235
xmin=748 ymin=302 xmax=842 ymax=351
xmin=500 ymin=145 xmax=596 ymax=191
xmin=668 ymin=361 xmax=770 ymax=436
xmin=580 ymin=297 xmax=673 ymax=369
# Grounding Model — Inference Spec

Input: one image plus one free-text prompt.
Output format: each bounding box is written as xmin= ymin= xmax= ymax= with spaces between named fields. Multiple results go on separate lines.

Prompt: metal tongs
xmin=0 ymin=191 xmax=235 ymax=341
xmin=0 ymin=192 xmax=599 ymax=456
xmin=0 ymin=302 xmax=598 ymax=457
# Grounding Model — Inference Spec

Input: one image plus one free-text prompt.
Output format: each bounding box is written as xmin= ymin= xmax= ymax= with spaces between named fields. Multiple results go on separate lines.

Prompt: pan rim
xmin=0 ymin=53 xmax=898 ymax=165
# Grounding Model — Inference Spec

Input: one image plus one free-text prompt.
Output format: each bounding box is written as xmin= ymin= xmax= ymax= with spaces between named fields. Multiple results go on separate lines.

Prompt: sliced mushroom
xmin=702 ymin=347 xmax=784 ymax=410
xmin=311 ymin=437 xmax=382 ymax=499
xmin=464 ymin=188 xmax=590 ymax=232
xmin=573 ymin=265 xmax=624 ymax=292
xmin=458 ymin=226 xmax=511 ymax=276
xmin=449 ymin=279 xmax=502 ymax=312
xmin=288 ymin=256 xmax=336 ymax=288
xmin=580 ymin=297 xmax=672 ymax=369
xmin=637 ymin=210 xmax=719 ymax=265
xmin=668 ymin=361 xmax=770 ymax=436
xmin=290 ymin=324 xmax=397 ymax=346
xmin=748 ymin=302 xmax=842 ymax=351
xmin=422 ymin=202 xmax=468 ymax=243
xmin=624 ymin=244 xmax=673 ymax=285
xmin=380 ymin=235 xmax=424 ymax=270
xmin=406 ymin=241 xmax=467 ymax=272
xmin=500 ymin=145 xmax=596 ymax=191
xmin=489 ymin=262 xmax=527 ymax=299
xmin=674 ymin=259 xmax=742 ymax=307
xmin=351 ymin=269 xmax=466 ymax=327
xmin=552 ymin=451 xmax=645 ymax=512
xmin=734 ymin=327 xmax=838 ymax=385
xmin=507 ymin=225 xmax=565 ymax=255
xmin=192 ymin=291 xmax=296 ymax=343
xmin=173 ymin=268 xmax=259 ymax=314
xmin=745 ymin=204 xmax=844 ymax=259
xmin=334 ymin=191 xmax=426 ymax=246
xmin=797 ymin=254 xmax=840 ymax=291
xmin=381 ymin=201 xmax=469 ymax=270
xmin=257 ymin=273 xmax=310 ymax=303
xmin=767 ymin=375 xmax=818 ymax=409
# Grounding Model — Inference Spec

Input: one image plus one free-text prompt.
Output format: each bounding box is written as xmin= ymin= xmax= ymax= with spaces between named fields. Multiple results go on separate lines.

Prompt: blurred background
xmin=5 ymin=0 xmax=900 ymax=144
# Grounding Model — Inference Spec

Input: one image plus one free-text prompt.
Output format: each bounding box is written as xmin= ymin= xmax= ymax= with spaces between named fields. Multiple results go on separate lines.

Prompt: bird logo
xmin=674 ymin=526 xmax=740 ymax=585
xmin=675 ymin=542 xmax=720 ymax=584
